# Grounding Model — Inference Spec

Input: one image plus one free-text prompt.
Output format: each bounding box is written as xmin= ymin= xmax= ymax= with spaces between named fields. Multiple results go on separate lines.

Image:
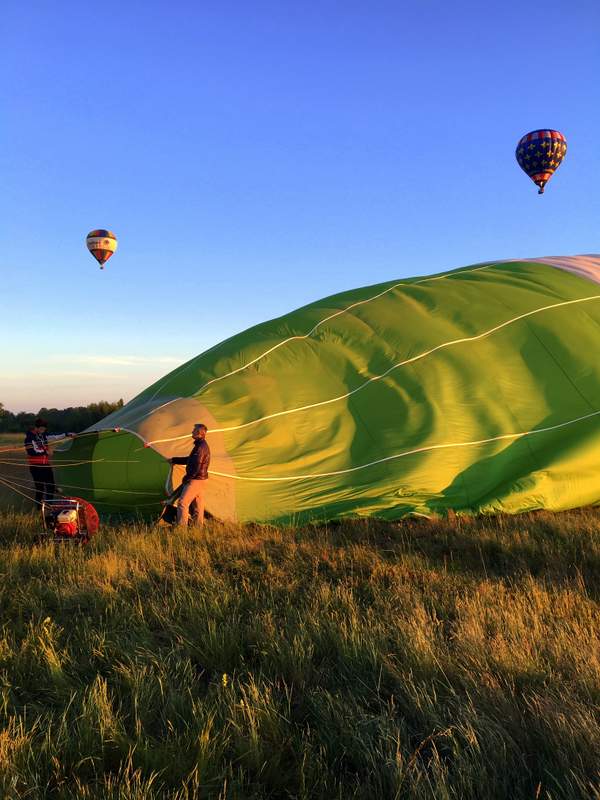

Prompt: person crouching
xmin=169 ymin=423 xmax=211 ymax=526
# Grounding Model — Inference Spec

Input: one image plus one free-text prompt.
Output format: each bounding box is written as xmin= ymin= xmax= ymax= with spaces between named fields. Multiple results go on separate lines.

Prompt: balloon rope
xmin=0 ymin=474 xmax=40 ymax=505
xmin=89 ymin=498 xmax=162 ymax=508
xmin=141 ymin=292 xmax=600 ymax=446
xmin=0 ymin=459 xmax=101 ymax=468
xmin=125 ymin=262 xmax=501 ymax=424
xmin=0 ymin=471 xmax=163 ymax=497
xmin=0 ymin=442 xmax=86 ymax=454
xmin=205 ymin=408 xmax=600 ymax=483
xmin=0 ymin=459 xmax=140 ymax=468
xmin=0 ymin=473 xmax=162 ymax=509
xmin=0 ymin=429 xmax=127 ymax=455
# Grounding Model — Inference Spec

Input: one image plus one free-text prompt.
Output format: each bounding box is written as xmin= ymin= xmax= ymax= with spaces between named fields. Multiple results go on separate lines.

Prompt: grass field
xmin=0 ymin=504 xmax=598 ymax=799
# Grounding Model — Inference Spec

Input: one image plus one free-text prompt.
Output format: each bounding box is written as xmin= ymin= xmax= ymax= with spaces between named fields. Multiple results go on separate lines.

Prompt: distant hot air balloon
xmin=86 ymin=229 xmax=118 ymax=269
xmin=516 ymin=130 xmax=567 ymax=194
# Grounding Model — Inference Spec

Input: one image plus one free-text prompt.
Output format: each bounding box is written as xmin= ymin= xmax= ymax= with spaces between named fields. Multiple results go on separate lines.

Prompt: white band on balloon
xmin=86 ymin=237 xmax=118 ymax=253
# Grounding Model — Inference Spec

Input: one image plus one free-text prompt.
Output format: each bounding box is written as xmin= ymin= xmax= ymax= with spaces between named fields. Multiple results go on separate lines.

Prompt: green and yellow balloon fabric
xmin=55 ymin=255 xmax=600 ymax=523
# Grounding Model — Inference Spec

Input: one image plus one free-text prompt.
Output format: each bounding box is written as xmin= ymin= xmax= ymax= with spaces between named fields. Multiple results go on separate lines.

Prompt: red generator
xmin=40 ymin=497 xmax=100 ymax=544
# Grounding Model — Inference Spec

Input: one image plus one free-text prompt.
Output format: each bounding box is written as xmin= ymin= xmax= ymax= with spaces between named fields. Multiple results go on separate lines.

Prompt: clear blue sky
xmin=2 ymin=0 xmax=599 ymax=411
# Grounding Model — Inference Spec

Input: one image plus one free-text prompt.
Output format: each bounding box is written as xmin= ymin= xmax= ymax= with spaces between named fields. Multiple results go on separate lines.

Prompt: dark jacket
xmin=24 ymin=430 xmax=68 ymax=466
xmin=172 ymin=438 xmax=210 ymax=481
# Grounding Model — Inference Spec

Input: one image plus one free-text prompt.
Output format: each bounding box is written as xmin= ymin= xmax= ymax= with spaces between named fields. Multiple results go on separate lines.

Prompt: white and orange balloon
xmin=86 ymin=229 xmax=118 ymax=269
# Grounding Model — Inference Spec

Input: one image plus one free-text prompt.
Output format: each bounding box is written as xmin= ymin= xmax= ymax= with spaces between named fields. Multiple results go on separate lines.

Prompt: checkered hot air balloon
xmin=515 ymin=130 xmax=567 ymax=194
xmin=86 ymin=229 xmax=118 ymax=269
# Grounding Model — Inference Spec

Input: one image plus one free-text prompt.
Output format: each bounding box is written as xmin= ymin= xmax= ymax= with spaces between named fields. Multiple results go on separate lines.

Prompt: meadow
xmin=0 ymin=495 xmax=598 ymax=799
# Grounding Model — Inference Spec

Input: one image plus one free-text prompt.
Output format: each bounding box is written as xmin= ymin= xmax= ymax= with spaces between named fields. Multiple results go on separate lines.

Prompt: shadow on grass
xmin=305 ymin=509 xmax=600 ymax=597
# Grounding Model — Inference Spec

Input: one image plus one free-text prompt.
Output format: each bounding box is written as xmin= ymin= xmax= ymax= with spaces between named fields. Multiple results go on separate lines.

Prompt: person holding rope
xmin=24 ymin=418 xmax=75 ymax=505
xmin=169 ymin=423 xmax=210 ymax=526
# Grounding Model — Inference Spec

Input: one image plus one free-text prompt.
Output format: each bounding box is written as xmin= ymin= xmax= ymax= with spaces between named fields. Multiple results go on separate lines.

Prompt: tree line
xmin=0 ymin=400 xmax=124 ymax=433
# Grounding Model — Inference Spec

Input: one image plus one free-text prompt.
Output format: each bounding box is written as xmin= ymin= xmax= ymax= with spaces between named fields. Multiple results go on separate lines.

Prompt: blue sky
xmin=1 ymin=0 xmax=599 ymax=411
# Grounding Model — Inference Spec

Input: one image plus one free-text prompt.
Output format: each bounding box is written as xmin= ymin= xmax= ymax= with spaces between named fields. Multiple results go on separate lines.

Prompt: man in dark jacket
xmin=169 ymin=423 xmax=210 ymax=526
xmin=24 ymin=418 xmax=74 ymax=505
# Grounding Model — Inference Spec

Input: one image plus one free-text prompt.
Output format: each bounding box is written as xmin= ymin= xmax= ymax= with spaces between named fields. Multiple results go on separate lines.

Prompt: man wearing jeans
xmin=169 ymin=423 xmax=210 ymax=526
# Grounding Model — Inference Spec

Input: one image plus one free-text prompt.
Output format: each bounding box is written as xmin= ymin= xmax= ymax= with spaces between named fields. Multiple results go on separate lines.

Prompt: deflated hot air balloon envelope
xmin=54 ymin=254 xmax=600 ymax=524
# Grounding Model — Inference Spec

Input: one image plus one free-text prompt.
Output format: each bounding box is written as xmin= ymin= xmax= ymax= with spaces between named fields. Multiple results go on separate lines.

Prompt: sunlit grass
xmin=0 ymin=508 xmax=598 ymax=798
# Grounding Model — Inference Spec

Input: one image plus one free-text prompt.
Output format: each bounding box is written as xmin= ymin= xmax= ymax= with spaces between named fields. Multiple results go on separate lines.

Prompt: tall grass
xmin=0 ymin=508 xmax=598 ymax=798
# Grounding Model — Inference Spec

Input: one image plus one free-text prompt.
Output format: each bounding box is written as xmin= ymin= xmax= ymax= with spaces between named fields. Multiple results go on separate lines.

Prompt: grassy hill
xmin=0 ymin=508 xmax=598 ymax=798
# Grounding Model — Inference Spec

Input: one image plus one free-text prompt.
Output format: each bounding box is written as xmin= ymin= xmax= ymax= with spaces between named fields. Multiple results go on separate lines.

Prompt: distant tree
xmin=0 ymin=402 xmax=12 ymax=433
xmin=0 ymin=401 xmax=125 ymax=433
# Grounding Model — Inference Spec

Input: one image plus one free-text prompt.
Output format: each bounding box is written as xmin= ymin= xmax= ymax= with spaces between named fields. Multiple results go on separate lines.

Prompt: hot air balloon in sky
xmin=516 ymin=130 xmax=567 ymax=194
xmin=86 ymin=229 xmax=118 ymax=269
xmin=55 ymin=255 xmax=600 ymax=523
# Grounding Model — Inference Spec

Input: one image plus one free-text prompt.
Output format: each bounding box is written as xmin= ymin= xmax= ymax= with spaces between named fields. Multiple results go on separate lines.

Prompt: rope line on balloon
xmin=116 ymin=258 xmax=590 ymax=438
xmin=88 ymin=498 xmax=163 ymax=508
xmin=0 ymin=428 xmax=132 ymax=456
xmin=0 ymin=473 xmax=163 ymax=509
xmin=122 ymin=261 xmax=503 ymax=427
xmin=205 ymin=408 xmax=600 ymax=483
xmin=0 ymin=441 xmax=85 ymax=455
xmin=0 ymin=427 xmax=164 ymax=457
xmin=53 ymin=481 xmax=162 ymax=496
xmin=0 ymin=458 xmax=140 ymax=468
xmin=0 ymin=471 xmax=163 ymax=496
xmin=140 ymin=292 xmax=600 ymax=446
